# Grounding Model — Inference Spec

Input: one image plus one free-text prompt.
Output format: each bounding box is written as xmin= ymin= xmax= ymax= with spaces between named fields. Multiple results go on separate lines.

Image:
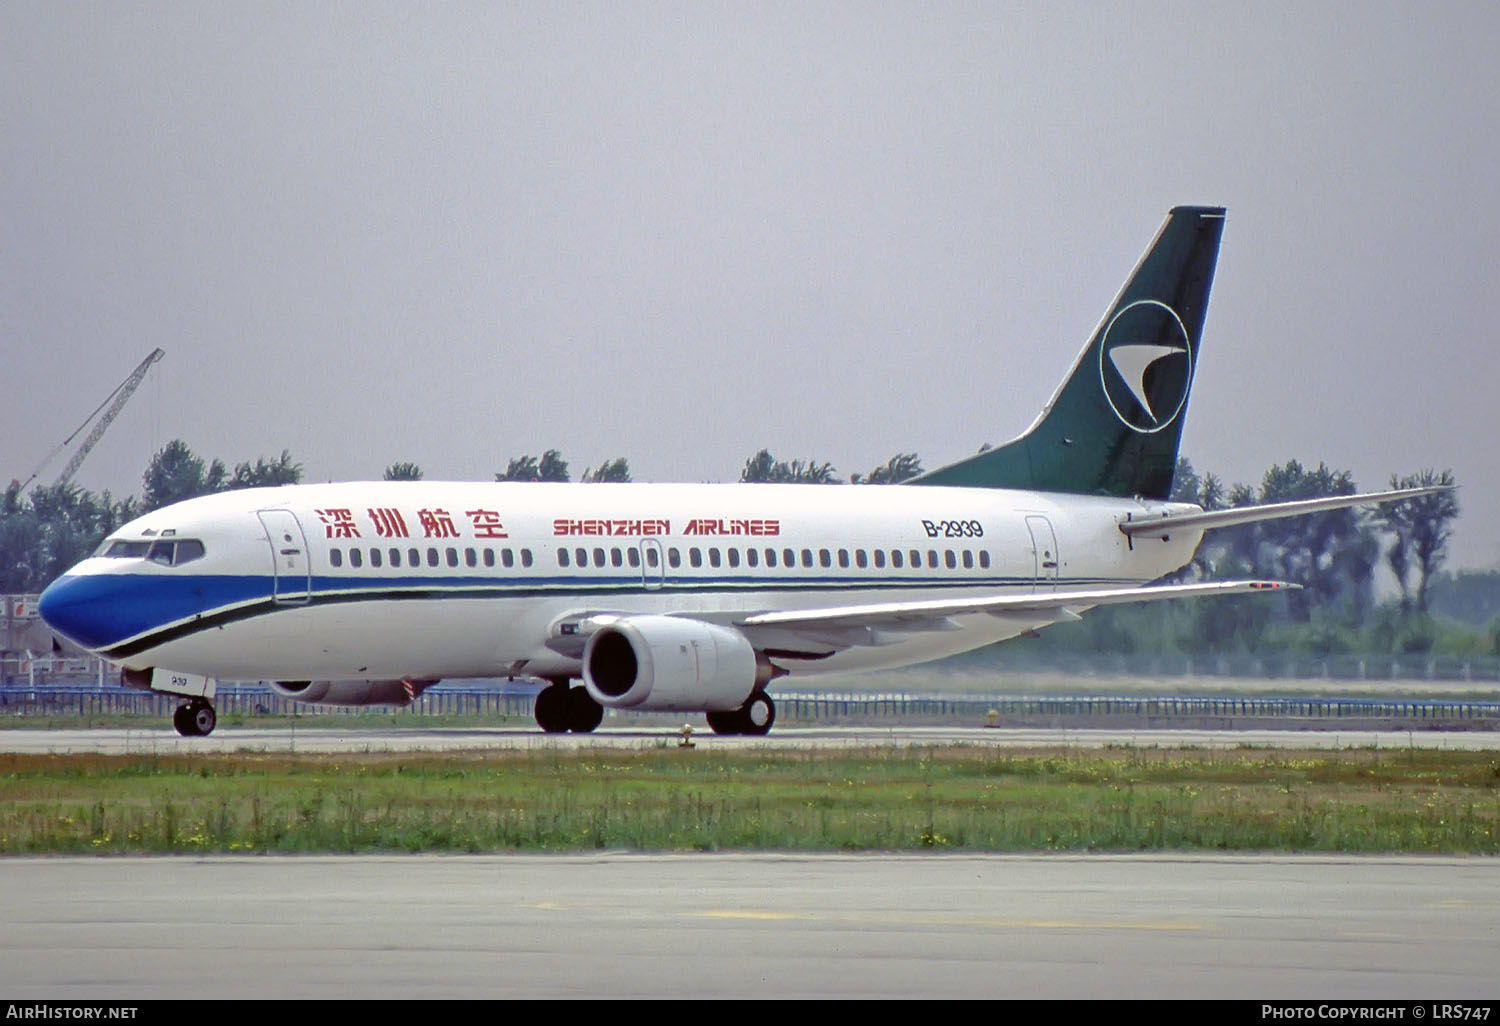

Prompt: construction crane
xmin=19 ymin=348 xmax=165 ymax=491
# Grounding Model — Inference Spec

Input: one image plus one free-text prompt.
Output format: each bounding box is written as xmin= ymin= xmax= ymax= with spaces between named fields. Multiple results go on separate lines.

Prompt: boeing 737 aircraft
xmin=38 ymin=207 xmax=1442 ymax=737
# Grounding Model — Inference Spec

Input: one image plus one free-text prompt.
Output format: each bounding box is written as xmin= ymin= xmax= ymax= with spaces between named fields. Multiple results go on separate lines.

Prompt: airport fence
xmin=2 ymin=682 xmax=1498 ymax=728
xmin=972 ymin=650 xmax=1500 ymax=682
xmin=7 ymin=651 xmax=1499 ymax=689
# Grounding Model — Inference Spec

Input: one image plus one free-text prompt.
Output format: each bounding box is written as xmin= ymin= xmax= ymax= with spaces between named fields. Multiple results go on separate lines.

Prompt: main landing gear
xmin=533 ymin=679 xmax=603 ymax=734
xmin=172 ymin=699 xmax=217 ymax=737
xmin=530 ymin=682 xmax=777 ymax=736
xmin=706 ymin=690 xmax=775 ymax=737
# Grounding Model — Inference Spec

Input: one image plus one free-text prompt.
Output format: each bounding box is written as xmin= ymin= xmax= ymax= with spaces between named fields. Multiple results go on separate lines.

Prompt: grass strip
xmin=1 ymin=745 xmax=1497 ymax=854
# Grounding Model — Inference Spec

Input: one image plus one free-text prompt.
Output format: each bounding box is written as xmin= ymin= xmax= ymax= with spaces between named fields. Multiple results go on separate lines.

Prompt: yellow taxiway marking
xmin=695 ymin=910 xmax=1205 ymax=931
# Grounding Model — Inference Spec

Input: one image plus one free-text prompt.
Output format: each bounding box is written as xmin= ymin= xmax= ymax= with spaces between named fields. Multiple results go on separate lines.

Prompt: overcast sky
xmin=4 ymin=2 xmax=1497 ymax=567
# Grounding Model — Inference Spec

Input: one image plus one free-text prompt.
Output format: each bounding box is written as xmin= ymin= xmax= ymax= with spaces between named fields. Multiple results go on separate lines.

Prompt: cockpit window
xmin=100 ymin=540 xmax=151 ymax=558
xmin=146 ymin=539 xmax=206 ymax=566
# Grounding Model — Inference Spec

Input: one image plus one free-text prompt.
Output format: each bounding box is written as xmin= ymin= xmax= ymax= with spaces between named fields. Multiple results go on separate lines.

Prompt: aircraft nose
xmin=38 ymin=574 xmax=113 ymax=652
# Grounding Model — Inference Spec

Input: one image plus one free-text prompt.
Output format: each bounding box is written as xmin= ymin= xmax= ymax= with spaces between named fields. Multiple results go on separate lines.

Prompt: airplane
xmin=37 ymin=206 xmax=1445 ymax=738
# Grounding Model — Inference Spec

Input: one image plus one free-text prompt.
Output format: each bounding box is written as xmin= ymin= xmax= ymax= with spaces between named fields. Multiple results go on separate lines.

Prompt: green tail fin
xmin=910 ymin=206 xmax=1225 ymax=499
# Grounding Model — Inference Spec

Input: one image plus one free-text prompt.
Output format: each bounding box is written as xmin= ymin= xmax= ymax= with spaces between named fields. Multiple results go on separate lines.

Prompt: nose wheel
xmin=172 ymin=700 xmax=217 ymax=737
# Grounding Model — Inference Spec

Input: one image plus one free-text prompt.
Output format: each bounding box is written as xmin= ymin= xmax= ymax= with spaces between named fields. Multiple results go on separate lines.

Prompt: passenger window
xmin=819 ymin=549 xmax=831 ymax=568
xmin=856 ymin=550 xmax=868 ymax=569
xmin=330 ymin=548 xmax=343 ymax=568
xmin=962 ymin=550 xmax=974 ymax=569
xmin=944 ymin=550 xmax=956 ymax=570
xmin=483 ymin=549 xmax=495 ymax=568
xmin=611 ymin=548 xmax=623 ymax=568
xmin=627 ymin=548 xmax=640 ymax=568
xmin=520 ymin=549 xmax=533 ymax=568
xmin=837 ymin=549 xmax=849 ymax=568
xmin=558 ymin=548 xmax=571 ymax=568
xmin=503 ymin=549 xmax=515 ymax=568
xmin=689 ymin=548 xmax=702 ymax=568
xmin=350 ymin=548 xmax=363 ymax=568
xmin=465 ymin=548 xmax=477 ymax=568
xmin=446 ymin=548 xmax=459 ymax=568
xmin=593 ymin=547 xmax=605 ymax=567
xmin=409 ymin=548 xmax=420 ymax=566
xmin=927 ymin=550 xmax=938 ymax=569
xmin=427 ymin=548 xmax=439 ymax=568
xmin=766 ymin=548 xmax=779 ymax=568
xmin=910 ymin=549 xmax=922 ymax=568
xmin=801 ymin=549 xmax=813 ymax=568
xmin=873 ymin=550 xmax=885 ymax=569
xmin=668 ymin=548 xmax=681 ymax=568
xmin=708 ymin=548 xmax=721 ymax=568
xmin=389 ymin=548 xmax=402 ymax=567
xmin=892 ymin=550 xmax=903 ymax=569
xmin=744 ymin=549 xmax=756 ymax=568
xmin=370 ymin=548 xmax=383 ymax=568
xmin=979 ymin=551 xmax=991 ymax=569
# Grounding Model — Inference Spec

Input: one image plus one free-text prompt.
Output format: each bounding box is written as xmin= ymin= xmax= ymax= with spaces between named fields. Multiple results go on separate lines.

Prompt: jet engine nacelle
xmin=270 ymin=678 xmax=436 ymax=706
xmin=582 ymin=615 xmax=765 ymax=712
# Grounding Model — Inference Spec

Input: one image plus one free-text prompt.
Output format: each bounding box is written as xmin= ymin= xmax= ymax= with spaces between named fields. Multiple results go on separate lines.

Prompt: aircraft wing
xmin=546 ymin=579 xmax=1297 ymax=659
xmin=734 ymin=579 xmax=1296 ymax=652
xmin=1120 ymin=484 xmax=1452 ymax=540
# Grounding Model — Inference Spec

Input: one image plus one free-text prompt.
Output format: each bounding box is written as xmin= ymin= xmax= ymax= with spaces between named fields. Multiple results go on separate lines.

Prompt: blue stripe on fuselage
xmin=39 ymin=572 xmax=272 ymax=652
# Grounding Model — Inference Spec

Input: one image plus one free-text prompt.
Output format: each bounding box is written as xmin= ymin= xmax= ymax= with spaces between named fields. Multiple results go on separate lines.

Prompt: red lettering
xmin=418 ymin=508 xmax=459 ymax=539
xmin=466 ymin=509 xmax=508 ymax=539
xmin=315 ymin=508 xmax=360 ymax=539
xmin=368 ymin=507 xmax=410 ymax=538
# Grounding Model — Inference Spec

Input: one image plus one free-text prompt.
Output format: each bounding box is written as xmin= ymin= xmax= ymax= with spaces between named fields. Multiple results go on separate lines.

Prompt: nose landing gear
xmin=172 ymin=700 xmax=217 ymax=737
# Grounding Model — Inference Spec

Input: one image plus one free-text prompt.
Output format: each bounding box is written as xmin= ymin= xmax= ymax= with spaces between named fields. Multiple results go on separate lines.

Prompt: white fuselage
xmin=41 ymin=481 xmax=1202 ymax=685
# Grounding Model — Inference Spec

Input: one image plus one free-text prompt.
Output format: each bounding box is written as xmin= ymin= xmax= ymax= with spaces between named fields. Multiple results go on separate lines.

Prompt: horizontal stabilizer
xmin=1119 ymin=484 xmax=1454 ymax=540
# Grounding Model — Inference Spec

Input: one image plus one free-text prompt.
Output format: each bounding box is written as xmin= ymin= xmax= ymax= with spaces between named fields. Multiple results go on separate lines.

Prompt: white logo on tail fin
xmin=1097 ymin=299 xmax=1194 ymax=433
xmin=1108 ymin=344 xmax=1188 ymax=423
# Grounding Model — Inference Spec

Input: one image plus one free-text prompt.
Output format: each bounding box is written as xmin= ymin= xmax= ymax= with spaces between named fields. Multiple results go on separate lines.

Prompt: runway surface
xmin=2 ymin=722 xmax=1499 ymax=755
xmin=2 ymin=853 xmax=1496 ymax=999
xmin=5 ymin=725 xmax=1497 ymax=1000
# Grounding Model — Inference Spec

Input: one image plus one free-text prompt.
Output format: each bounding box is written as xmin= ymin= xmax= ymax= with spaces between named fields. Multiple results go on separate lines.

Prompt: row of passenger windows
xmin=459 ymin=545 xmax=992 ymax=572
xmin=328 ymin=546 xmax=535 ymax=570
xmin=326 ymin=544 xmax=995 ymax=573
xmin=617 ymin=546 xmax=994 ymax=571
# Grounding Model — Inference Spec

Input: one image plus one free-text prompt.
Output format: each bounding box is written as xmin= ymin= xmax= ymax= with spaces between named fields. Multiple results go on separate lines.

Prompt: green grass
xmin=2 ymin=745 xmax=1497 ymax=855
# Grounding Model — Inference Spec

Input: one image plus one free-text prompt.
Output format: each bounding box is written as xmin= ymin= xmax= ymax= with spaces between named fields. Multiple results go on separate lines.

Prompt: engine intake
xmin=583 ymin=615 xmax=767 ymax=713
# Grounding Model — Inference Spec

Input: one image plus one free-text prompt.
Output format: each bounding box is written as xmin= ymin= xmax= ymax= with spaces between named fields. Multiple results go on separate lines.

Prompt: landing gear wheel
xmin=707 ymin=691 xmax=776 ymax=736
xmin=189 ymin=701 xmax=216 ymax=736
xmin=174 ymin=700 xmax=216 ymax=737
xmin=534 ymin=682 xmax=571 ymax=733
xmin=706 ymin=709 xmax=743 ymax=736
xmin=740 ymin=691 xmax=775 ymax=736
xmin=567 ymin=687 xmax=603 ymax=733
